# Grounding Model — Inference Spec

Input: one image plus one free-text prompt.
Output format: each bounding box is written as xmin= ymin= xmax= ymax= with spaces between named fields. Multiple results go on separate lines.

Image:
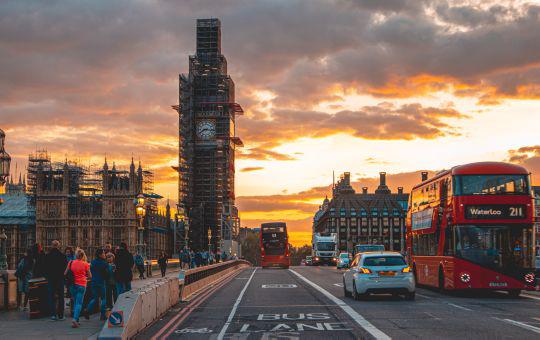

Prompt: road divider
xmin=289 ymin=269 xmax=391 ymax=340
xmin=97 ymin=260 xmax=251 ymax=340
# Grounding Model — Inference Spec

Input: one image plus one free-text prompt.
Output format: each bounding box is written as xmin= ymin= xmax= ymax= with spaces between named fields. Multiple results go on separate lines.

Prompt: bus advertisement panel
xmin=260 ymin=222 xmax=290 ymax=269
xmin=406 ymin=162 xmax=536 ymax=296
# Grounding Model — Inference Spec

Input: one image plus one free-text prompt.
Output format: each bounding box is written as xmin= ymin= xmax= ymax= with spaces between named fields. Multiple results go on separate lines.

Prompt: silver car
xmin=343 ymin=252 xmax=415 ymax=300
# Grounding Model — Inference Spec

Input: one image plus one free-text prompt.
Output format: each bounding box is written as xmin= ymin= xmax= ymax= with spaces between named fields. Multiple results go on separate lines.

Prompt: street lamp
xmin=0 ymin=229 xmax=7 ymax=271
xmin=0 ymin=129 xmax=11 ymax=200
xmin=207 ymin=228 xmax=212 ymax=253
xmin=135 ymin=193 xmax=146 ymax=259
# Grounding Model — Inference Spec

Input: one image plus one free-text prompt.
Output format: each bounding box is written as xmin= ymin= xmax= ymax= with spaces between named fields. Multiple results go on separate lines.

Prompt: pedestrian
xmin=65 ymin=247 xmax=75 ymax=261
xmin=85 ymin=248 xmax=108 ymax=321
xmin=31 ymin=243 xmax=46 ymax=278
xmin=181 ymin=247 xmax=190 ymax=270
xmin=221 ymin=251 xmax=228 ymax=262
xmin=114 ymin=242 xmax=134 ymax=295
xmin=195 ymin=251 xmax=202 ymax=267
xmin=15 ymin=248 xmax=33 ymax=311
xmin=202 ymin=251 xmax=208 ymax=266
xmin=65 ymin=248 xmax=91 ymax=328
xmin=190 ymin=249 xmax=196 ymax=268
xmin=134 ymin=252 xmax=145 ymax=279
xmin=45 ymin=240 xmax=68 ymax=320
xmin=104 ymin=243 xmax=112 ymax=254
xmin=158 ymin=252 xmax=168 ymax=277
xmin=105 ymin=253 xmax=117 ymax=309
xmin=208 ymin=250 xmax=214 ymax=265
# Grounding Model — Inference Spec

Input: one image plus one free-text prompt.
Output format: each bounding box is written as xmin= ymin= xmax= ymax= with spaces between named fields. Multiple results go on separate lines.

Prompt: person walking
xmin=202 ymin=251 xmax=208 ymax=266
xmin=15 ymin=248 xmax=33 ymax=311
xmin=65 ymin=249 xmax=91 ymax=328
xmin=134 ymin=252 xmax=145 ymax=279
xmin=181 ymin=247 xmax=190 ymax=270
xmin=157 ymin=252 xmax=168 ymax=277
xmin=45 ymin=240 xmax=68 ymax=321
xmin=85 ymin=249 xmax=108 ymax=320
xmin=65 ymin=247 xmax=75 ymax=261
xmin=221 ymin=251 xmax=228 ymax=262
xmin=114 ymin=242 xmax=134 ymax=295
xmin=105 ymin=253 xmax=117 ymax=309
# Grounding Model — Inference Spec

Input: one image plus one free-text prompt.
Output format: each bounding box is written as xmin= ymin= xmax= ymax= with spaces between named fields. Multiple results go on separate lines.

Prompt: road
xmin=139 ymin=266 xmax=540 ymax=339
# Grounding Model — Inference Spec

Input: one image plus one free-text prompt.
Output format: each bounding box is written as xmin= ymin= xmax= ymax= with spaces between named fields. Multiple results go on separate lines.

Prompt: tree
xmin=289 ymin=244 xmax=311 ymax=266
xmin=241 ymin=232 xmax=260 ymax=266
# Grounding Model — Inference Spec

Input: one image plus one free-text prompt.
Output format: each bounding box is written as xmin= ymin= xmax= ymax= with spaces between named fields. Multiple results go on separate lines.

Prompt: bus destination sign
xmin=465 ymin=205 xmax=525 ymax=219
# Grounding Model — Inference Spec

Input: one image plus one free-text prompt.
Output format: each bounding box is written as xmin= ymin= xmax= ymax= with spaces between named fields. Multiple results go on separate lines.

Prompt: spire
xmin=130 ymin=157 xmax=135 ymax=173
xmin=112 ymin=162 xmax=116 ymax=171
xmin=18 ymin=172 xmax=22 ymax=185
xmin=103 ymin=157 xmax=109 ymax=171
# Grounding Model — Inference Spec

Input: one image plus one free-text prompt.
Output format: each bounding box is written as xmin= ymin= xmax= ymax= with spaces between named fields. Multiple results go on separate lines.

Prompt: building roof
xmin=0 ymin=193 xmax=35 ymax=226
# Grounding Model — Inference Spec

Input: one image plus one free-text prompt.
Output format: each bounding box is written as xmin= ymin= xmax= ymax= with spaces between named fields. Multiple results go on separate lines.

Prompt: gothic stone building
xmin=313 ymin=172 xmax=409 ymax=252
xmin=35 ymin=159 xmax=172 ymax=259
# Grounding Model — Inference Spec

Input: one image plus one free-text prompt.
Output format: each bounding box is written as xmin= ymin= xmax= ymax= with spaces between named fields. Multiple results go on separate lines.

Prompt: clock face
xmin=196 ymin=120 xmax=216 ymax=140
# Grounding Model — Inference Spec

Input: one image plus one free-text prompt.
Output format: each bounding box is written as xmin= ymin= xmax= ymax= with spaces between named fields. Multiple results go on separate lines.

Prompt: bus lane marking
xmin=447 ymin=303 xmax=473 ymax=311
xmin=495 ymin=318 xmax=540 ymax=334
xmin=217 ymin=268 xmax=258 ymax=340
xmin=261 ymin=284 xmax=297 ymax=288
xmin=522 ymin=293 xmax=540 ymax=302
xmin=289 ymin=269 xmax=391 ymax=340
xmin=237 ymin=314 xmax=352 ymax=334
xmin=333 ymin=283 xmax=343 ymax=287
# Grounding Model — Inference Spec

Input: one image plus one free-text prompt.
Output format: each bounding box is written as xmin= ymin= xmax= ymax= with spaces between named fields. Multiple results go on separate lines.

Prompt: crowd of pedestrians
xmin=13 ymin=240 xmax=234 ymax=328
xmin=14 ymin=240 xmax=169 ymax=328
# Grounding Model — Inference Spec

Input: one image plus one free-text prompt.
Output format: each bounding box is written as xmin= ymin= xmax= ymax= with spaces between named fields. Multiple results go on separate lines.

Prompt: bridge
xmin=136 ymin=266 xmax=540 ymax=339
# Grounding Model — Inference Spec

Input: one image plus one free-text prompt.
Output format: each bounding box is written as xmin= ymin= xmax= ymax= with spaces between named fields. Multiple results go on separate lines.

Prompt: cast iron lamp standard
xmin=135 ymin=193 xmax=147 ymax=260
xmin=207 ymin=228 xmax=212 ymax=254
xmin=0 ymin=129 xmax=11 ymax=270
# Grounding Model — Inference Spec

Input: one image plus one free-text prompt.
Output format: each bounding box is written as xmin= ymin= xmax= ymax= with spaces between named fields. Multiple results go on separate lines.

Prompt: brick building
xmin=34 ymin=157 xmax=173 ymax=259
xmin=313 ymin=172 xmax=409 ymax=252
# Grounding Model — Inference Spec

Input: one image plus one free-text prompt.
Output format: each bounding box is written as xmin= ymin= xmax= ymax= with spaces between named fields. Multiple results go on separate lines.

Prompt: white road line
xmin=333 ymin=283 xmax=343 ymax=287
xmin=217 ymin=268 xmax=257 ymax=340
xmin=495 ymin=318 xmax=540 ymax=334
xmin=447 ymin=303 xmax=473 ymax=311
xmin=522 ymin=293 xmax=540 ymax=301
xmin=289 ymin=269 xmax=391 ymax=340
xmin=415 ymin=293 xmax=432 ymax=299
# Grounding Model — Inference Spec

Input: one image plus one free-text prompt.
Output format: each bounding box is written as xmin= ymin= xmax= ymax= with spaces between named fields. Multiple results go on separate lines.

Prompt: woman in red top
xmin=65 ymin=248 xmax=91 ymax=328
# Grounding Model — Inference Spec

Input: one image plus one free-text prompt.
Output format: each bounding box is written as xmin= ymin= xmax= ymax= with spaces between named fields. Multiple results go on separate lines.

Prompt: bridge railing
xmin=97 ymin=259 xmax=252 ymax=340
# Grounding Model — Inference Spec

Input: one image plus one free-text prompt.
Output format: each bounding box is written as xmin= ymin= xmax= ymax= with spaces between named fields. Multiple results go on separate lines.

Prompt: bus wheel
xmin=413 ymin=263 xmax=417 ymax=282
xmin=283 ymin=266 xmax=289 ymax=270
xmin=508 ymin=289 xmax=521 ymax=298
xmin=438 ymin=267 xmax=446 ymax=292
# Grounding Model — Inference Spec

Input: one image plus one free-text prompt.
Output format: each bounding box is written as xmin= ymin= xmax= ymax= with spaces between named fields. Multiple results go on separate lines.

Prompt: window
xmin=454 ymin=175 xmax=529 ymax=196
xmin=70 ymin=229 xmax=77 ymax=246
xmin=363 ymin=256 xmax=406 ymax=266
xmin=372 ymin=218 xmax=379 ymax=226
xmin=351 ymin=255 xmax=361 ymax=267
xmin=383 ymin=208 xmax=389 ymax=216
xmin=351 ymin=208 xmax=357 ymax=216
xmin=94 ymin=229 xmax=101 ymax=246
xmin=371 ymin=208 xmax=378 ymax=216
xmin=340 ymin=208 xmax=346 ymax=217
xmin=412 ymin=232 xmax=437 ymax=256
xmin=360 ymin=209 xmax=367 ymax=217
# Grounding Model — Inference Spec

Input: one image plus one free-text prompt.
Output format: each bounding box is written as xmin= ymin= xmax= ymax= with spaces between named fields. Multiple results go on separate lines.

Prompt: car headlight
xmin=460 ymin=272 xmax=471 ymax=283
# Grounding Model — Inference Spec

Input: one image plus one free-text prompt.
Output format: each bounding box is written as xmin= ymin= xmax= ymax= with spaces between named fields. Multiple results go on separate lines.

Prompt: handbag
xmin=65 ymin=260 xmax=74 ymax=286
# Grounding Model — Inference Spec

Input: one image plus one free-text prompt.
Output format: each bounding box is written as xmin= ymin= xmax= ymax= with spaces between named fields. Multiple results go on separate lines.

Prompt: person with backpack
xmin=181 ymin=247 xmax=190 ymax=270
xmin=65 ymin=248 xmax=91 ymax=328
xmin=105 ymin=252 xmax=117 ymax=309
xmin=134 ymin=252 xmax=145 ymax=279
xmin=85 ymin=248 xmax=109 ymax=320
xmin=114 ymin=242 xmax=134 ymax=295
xmin=15 ymin=248 xmax=33 ymax=311
xmin=44 ymin=240 xmax=68 ymax=320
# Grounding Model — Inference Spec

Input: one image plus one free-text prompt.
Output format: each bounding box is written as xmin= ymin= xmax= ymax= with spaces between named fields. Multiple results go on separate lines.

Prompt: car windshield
xmin=454 ymin=174 xmax=529 ymax=195
xmin=363 ymin=256 xmax=406 ymax=267
xmin=454 ymin=225 xmax=533 ymax=273
xmin=339 ymin=253 xmax=349 ymax=258
xmin=317 ymin=242 xmax=335 ymax=251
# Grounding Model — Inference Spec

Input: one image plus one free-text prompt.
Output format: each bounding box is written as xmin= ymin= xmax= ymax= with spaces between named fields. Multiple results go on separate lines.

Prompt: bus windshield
xmin=356 ymin=244 xmax=385 ymax=253
xmin=262 ymin=230 xmax=286 ymax=256
xmin=317 ymin=242 xmax=335 ymax=251
xmin=454 ymin=225 xmax=533 ymax=272
xmin=454 ymin=174 xmax=529 ymax=195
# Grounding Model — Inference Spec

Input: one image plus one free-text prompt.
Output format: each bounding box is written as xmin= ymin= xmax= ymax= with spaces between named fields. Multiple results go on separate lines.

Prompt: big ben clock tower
xmin=175 ymin=18 xmax=243 ymax=252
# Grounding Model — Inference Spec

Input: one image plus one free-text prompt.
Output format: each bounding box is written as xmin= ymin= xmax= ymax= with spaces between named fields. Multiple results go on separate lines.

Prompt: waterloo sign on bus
xmin=465 ymin=204 xmax=525 ymax=219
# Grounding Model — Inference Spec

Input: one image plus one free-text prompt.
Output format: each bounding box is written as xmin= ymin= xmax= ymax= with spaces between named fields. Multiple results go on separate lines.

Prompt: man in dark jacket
xmin=45 ymin=240 xmax=68 ymax=320
xmin=114 ymin=242 xmax=134 ymax=295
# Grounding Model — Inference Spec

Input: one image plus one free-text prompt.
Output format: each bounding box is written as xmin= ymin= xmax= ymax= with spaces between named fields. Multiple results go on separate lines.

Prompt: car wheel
xmin=405 ymin=292 xmax=415 ymax=300
xmin=343 ymin=278 xmax=351 ymax=297
xmin=352 ymin=281 xmax=367 ymax=300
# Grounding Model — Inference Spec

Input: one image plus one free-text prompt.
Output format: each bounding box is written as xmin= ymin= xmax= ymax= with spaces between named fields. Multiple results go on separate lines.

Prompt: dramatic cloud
xmin=240 ymin=166 xmax=265 ymax=172
xmin=507 ymin=145 xmax=540 ymax=183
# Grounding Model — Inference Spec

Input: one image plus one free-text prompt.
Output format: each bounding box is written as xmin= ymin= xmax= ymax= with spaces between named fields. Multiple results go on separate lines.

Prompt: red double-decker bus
xmin=260 ymin=222 xmax=290 ymax=269
xmin=406 ymin=162 xmax=536 ymax=296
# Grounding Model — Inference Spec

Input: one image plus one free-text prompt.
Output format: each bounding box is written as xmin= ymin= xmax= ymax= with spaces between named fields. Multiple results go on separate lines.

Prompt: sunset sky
xmin=2 ymin=0 xmax=540 ymax=246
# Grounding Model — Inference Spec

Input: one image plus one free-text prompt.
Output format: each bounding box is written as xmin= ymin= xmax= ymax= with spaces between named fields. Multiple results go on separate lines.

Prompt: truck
xmin=312 ymin=233 xmax=338 ymax=266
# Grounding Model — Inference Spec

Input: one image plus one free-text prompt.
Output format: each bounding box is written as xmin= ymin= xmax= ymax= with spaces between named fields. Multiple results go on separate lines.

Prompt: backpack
xmin=65 ymin=260 xmax=74 ymax=286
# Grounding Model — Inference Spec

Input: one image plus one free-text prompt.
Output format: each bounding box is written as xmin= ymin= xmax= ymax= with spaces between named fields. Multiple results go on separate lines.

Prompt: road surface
xmin=139 ymin=265 xmax=540 ymax=339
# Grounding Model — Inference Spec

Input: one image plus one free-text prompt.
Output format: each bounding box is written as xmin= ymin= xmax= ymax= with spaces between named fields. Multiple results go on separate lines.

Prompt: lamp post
xmin=207 ymin=228 xmax=212 ymax=253
xmin=0 ymin=129 xmax=10 ymax=270
xmin=135 ymin=193 xmax=146 ymax=260
xmin=0 ymin=129 xmax=11 ymax=201
xmin=184 ymin=220 xmax=190 ymax=250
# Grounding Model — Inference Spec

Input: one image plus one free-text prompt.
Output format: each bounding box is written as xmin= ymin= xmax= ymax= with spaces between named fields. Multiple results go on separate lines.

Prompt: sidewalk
xmin=0 ymin=268 xmax=181 ymax=340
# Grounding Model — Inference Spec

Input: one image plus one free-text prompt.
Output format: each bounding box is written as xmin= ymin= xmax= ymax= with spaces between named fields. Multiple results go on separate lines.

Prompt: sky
xmin=2 ymin=0 xmax=540 ymax=246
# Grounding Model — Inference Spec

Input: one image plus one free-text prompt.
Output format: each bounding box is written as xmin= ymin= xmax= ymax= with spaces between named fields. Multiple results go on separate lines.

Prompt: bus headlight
xmin=524 ymin=273 xmax=535 ymax=284
xmin=460 ymin=273 xmax=471 ymax=283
